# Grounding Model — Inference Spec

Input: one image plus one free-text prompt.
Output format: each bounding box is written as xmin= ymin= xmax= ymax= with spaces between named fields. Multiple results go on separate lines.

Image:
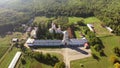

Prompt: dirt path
xmin=33 ymin=47 xmax=91 ymax=68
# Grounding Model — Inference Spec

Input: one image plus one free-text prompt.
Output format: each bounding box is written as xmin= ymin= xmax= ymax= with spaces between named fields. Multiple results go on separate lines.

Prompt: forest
xmin=0 ymin=0 xmax=120 ymax=35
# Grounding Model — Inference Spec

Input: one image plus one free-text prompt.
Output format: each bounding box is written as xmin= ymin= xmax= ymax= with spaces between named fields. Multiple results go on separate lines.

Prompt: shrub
xmin=113 ymin=47 xmax=120 ymax=57
xmin=91 ymin=53 xmax=100 ymax=61
xmin=110 ymin=55 xmax=119 ymax=64
xmin=114 ymin=63 xmax=120 ymax=68
xmin=33 ymin=52 xmax=59 ymax=66
xmin=54 ymin=61 xmax=65 ymax=68
xmin=94 ymin=44 xmax=102 ymax=52
xmin=21 ymin=57 xmax=26 ymax=65
xmin=99 ymin=50 xmax=106 ymax=56
xmin=77 ymin=20 xmax=86 ymax=26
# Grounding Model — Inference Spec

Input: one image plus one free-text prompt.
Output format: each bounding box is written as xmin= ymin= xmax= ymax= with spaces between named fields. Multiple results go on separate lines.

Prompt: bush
xmin=110 ymin=55 xmax=119 ymax=64
xmin=21 ymin=57 xmax=26 ymax=65
xmin=114 ymin=63 xmax=120 ymax=68
xmin=91 ymin=53 xmax=100 ymax=61
xmin=33 ymin=52 xmax=59 ymax=66
xmin=94 ymin=44 xmax=102 ymax=52
xmin=54 ymin=61 xmax=65 ymax=68
xmin=113 ymin=47 xmax=120 ymax=57
xmin=99 ymin=50 xmax=106 ymax=56
xmin=77 ymin=20 xmax=86 ymax=26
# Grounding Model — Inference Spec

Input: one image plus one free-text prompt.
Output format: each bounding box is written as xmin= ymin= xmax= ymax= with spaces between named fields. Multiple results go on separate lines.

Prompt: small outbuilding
xmin=105 ymin=26 xmax=113 ymax=33
xmin=26 ymin=27 xmax=32 ymax=32
xmin=8 ymin=52 xmax=22 ymax=68
xmin=12 ymin=38 xmax=19 ymax=43
xmin=87 ymin=24 xmax=95 ymax=32
xmin=26 ymin=38 xmax=35 ymax=46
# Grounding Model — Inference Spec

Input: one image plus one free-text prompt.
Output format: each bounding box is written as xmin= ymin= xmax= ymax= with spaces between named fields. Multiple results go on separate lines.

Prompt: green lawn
xmin=0 ymin=34 xmax=14 ymax=48
xmin=19 ymin=56 xmax=53 ymax=68
xmin=0 ymin=48 xmax=20 ymax=68
xmin=19 ymin=52 xmax=63 ymax=68
xmin=49 ymin=53 xmax=64 ymax=61
xmin=70 ymin=17 xmax=120 ymax=68
xmin=84 ymin=17 xmax=112 ymax=37
xmin=71 ymin=36 xmax=120 ymax=68
xmin=33 ymin=16 xmax=54 ymax=24
xmin=84 ymin=17 xmax=101 ymax=24
xmin=69 ymin=17 xmax=106 ymax=38
xmin=0 ymin=32 xmax=22 ymax=59
xmin=69 ymin=17 xmax=83 ymax=24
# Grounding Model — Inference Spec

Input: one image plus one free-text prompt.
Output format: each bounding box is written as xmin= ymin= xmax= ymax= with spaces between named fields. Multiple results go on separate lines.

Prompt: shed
xmin=12 ymin=38 xmax=19 ymax=42
xmin=26 ymin=27 xmax=32 ymax=32
xmin=26 ymin=38 xmax=35 ymax=46
xmin=105 ymin=26 xmax=113 ymax=33
xmin=8 ymin=52 xmax=22 ymax=68
xmin=87 ymin=24 xmax=94 ymax=32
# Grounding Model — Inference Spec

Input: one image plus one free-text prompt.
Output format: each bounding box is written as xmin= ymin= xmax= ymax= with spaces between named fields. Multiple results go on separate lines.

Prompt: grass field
xmin=69 ymin=17 xmax=83 ymax=24
xmin=33 ymin=16 xmax=54 ymax=24
xmin=19 ymin=53 xmax=63 ymax=68
xmin=70 ymin=17 xmax=120 ymax=68
xmin=71 ymin=36 xmax=120 ymax=68
xmin=84 ymin=17 xmax=101 ymax=24
xmin=19 ymin=56 xmax=53 ymax=68
xmin=0 ymin=32 xmax=22 ymax=68
xmin=0 ymin=48 xmax=20 ymax=68
xmin=0 ymin=32 xmax=22 ymax=59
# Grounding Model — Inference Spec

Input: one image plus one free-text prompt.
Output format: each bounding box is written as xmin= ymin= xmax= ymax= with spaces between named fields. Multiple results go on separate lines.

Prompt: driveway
xmin=33 ymin=46 xmax=91 ymax=68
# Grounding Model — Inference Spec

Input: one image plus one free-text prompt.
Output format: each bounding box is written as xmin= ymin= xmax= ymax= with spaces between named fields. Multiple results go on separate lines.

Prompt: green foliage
xmin=110 ymin=55 xmax=119 ymax=64
xmin=114 ymin=63 xmax=120 ymax=68
xmin=21 ymin=57 xmax=26 ymax=65
xmin=27 ymin=51 xmax=60 ymax=66
xmin=91 ymin=53 xmax=100 ymax=61
xmin=0 ymin=0 xmax=120 ymax=35
xmin=84 ymin=26 xmax=104 ymax=55
xmin=54 ymin=61 xmax=65 ymax=68
xmin=36 ymin=22 xmax=63 ymax=40
xmin=77 ymin=20 xmax=86 ymax=26
xmin=94 ymin=44 xmax=102 ymax=52
xmin=113 ymin=47 xmax=120 ymax=57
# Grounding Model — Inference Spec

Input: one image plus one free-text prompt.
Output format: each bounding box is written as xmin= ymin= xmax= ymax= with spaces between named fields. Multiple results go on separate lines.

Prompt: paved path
xmin=33 ymin=47 xmax=91 ymax=68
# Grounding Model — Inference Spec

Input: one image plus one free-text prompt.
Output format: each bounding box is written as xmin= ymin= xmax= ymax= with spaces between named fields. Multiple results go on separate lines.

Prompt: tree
xmin=77 ymin=20 xmax=85 ymax=26
xmin=110 ymin=55 xmax=119 ymax=64
xmin=113 ymin=47 xmax=120 ymax=57
xmin=21 ymin=57 xmax=26 ymax=65
xmin=54 ymin=61 xmax=65 ymax=68
xmin=114 ymin=63 xmax=120 ymax=68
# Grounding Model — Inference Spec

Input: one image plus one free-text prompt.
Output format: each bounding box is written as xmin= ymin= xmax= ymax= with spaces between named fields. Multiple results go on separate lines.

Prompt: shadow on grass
xmin=99 ymin=50 xmax=107 ymax=57
xmin=92 ymin=53 xmax=100 ymax=61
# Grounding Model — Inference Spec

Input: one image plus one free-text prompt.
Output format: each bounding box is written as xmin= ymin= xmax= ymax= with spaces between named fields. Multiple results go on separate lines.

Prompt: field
xmin=69 ymin=17 xmax=83 ymax=24
xmin=71 ymin=36 xmax=120 ymax=68
xmin=33 ymin=16 xmax=54 ymax=24
xmin=0 ymin=48 xmax=20 ymax=68
xmin=19 ymin=53 xmax=63 ymax=68
xmin=0 ymin=32 xmax=22 ymax=59
xmin=0 ymin=32 xmax=22 ymax=68
xmin=70 ymin=17 xmax=120 ymax=68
